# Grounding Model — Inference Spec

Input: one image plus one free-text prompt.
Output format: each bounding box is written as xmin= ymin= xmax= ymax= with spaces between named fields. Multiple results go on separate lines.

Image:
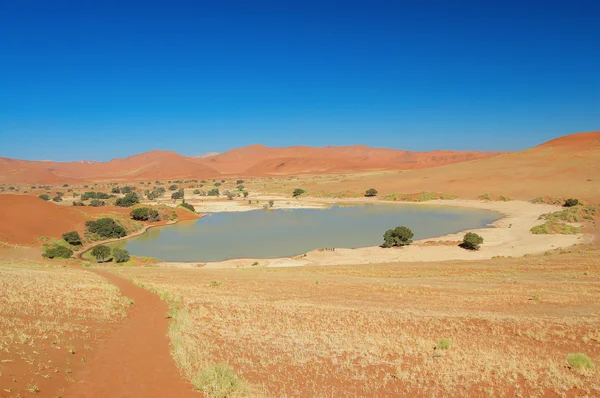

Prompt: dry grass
xmin=113 ymin=246 xmax=600 ymax=397
xmin=0 ymin=261 xmax=131 ymax=397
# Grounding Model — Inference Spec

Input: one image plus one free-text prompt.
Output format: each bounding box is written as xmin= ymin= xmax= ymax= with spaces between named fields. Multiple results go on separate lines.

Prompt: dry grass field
xmin=110 ymin=243 xmax=600 ymax=397
xmin=0 ymin=261 xmax=132 ymax=397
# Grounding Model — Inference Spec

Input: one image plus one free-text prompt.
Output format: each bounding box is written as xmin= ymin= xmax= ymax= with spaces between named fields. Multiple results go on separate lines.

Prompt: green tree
xmin=38 ymin=194 xmax=50 ymax=201
xmin=171 ymin=189 xmax=184 ymax=200
xmin=89 ymin=199 xmax=105 ymax=207
xmin=179 ymin=202 xmax=195 ymax=212
xmin=168 ymin=184 xmax=178 ymax=191
xmin=292 ymin=188 xmax=306 ymax=198
xmin=208 ymin=188 xmax=220 ymax=196
xmin=365 ymin=188 xmax=378 ymax=197
xmin=243 ymin=191 xmax=249 ymax=198
xmin=115 ymin=192 xmax=140 ymax=207
xmin=130 ymin=207 xmax=160 ymax=221
xmin=460 ymin=232 xmax=484 ymax=250
xmin=111 ymin=187 xmax=121 ymax=194
xmin=91 ymin=245 xmax=111 ymax=262
xmin=382 ymin=226 xmax=414 ymax=248
xmin=236 ymin=179 xmax=244 ymax=184
xmin=112 ymin=248 xmax=130 ymax=263
xmin=236 ymin=184 xmax=245 ymax=191
xmin=268 ymin=200 xmax=274 ymax=208
xmin=62 ymin=231 xmax=82 ymax=246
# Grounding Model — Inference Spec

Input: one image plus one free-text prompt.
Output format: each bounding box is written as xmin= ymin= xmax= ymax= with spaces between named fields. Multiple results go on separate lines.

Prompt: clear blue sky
xmin=1 ymin=1 xmax=598 ymax=161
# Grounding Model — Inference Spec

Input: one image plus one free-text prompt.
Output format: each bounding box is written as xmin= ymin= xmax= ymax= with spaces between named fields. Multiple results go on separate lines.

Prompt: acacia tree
xmin=382 ymin=226 xmax=414 ymax=248
xmin=365 ymin=188 xmax=378 ymax=197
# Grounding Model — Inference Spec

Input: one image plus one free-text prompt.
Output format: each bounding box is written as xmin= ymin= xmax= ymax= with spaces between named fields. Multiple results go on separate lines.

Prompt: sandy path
xmin=65 ymin=269 xmax=197 ymax=398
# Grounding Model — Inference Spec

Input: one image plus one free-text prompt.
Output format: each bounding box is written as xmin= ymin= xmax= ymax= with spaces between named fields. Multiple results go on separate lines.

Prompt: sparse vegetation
xmin=531 ymin=222 xmax=581 ymax=235
xmin=382 ymin=226 xmax=414 ymax=248
xmin=438 ymin=338 xmax=451 ymax=350
xmin=179 ymin=202 xmax=195 ymax=212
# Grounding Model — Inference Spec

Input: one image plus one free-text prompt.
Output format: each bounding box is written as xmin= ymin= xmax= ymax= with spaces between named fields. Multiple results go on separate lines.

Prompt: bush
xmin=382 ymin=226 xmax=414 ymax=248
xmin=42 ymin=245 xmax=73 ymax=259
xmin=130 ymin=207 xmax=160 ymax=221
xmin=171 ymin=189 xmax=184 ymax=200
xmin=179 ymin=202 xmax=195 ymax=212
xmin=236 ymin=180 xmax=244 ymax=184
xmin=567 ymin=353 xmax=595 ymax=370
xmin=461 ymin=232 xmax=484 ymax=250
xmin=91 ymin=245 xmax=111 ymax=262
xmin=169 ymin=184 xmax=178 ymax=191
xmin=243 ymin=191 xmax=249 ymax=198
xmin=268 ymin=200 xmax=274 ymax=208
xmin=438 ymin=338 xmax=451 ymax=350
xmin=62 ymin=231 xmax=82 ymax=246
xmin=115 ymin=192 xmax=140 ymax=207
xmin=112 ymin=248 xmax=130 ymax=263
xmin=38 ymin=194 xmax=50 ymax=201
xmin=89 ymin=199 xmax=105 ymax=207
xmin=236 ymin=184 xmax=245 ymax=191
xmin=193 ymin=189 xmax=201 ymax=194
xmin=564 ymin=198 xmax=579 ymax=207
xmin=72 ymin=201 xmax=85 ymax=206
xmin=365 ymin=188 xmax=378 ymax=197
xmin=52 ymin=195 xmax=63 ymax=202
xmin=225 ymin=191 xmax=235 ymax=200
xmin=214 ymin=182 xmax=222 ymax=187
xmin=292 ymin=188 xmax=306 ymax=198
xmin=111 ymin=187 xmax=121 ymax=194
xmin=120 ymin=186 xmax=135 ymax=194
xmin=207 ymin=188 xmax=220 ymax=196
xmin=86 ymin=218 xmax=127 ymax=239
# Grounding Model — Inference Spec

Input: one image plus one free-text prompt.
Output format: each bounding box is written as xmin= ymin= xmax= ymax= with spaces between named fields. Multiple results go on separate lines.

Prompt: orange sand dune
xmin=198 ymin=145 xmax=499 ymax=175
xmin=307 ymin=131 xmax=600 ymax=201
xmin=0 ymin=145 xmax=499 ymax=184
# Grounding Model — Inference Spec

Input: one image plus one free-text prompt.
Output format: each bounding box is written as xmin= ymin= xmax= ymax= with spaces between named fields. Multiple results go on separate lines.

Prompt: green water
xmin=110 ymin=204 xmax=501 ymax=262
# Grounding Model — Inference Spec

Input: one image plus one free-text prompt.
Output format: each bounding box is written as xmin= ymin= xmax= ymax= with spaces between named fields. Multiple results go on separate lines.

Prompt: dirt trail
xmin=65 ymin=269 xmax=198 ymax=398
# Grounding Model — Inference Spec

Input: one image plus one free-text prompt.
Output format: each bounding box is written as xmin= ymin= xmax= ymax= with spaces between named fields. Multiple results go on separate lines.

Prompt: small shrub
xmin=193 ymin=363 xmax=249 ymax=397
xmin=112 ymin=248 xmax=130 ymax=263
xmin=382 ymin=226 xmax=414 ymax=248
xmin=38 ymin=194 xmax=50 ymax=201
xmin=365 ymin=188 xmax=378 ymax=197
xmin=193 ymin=189 xmax=201 ymax=195
xmin=207 ymin=188 xmax=220 ymax=196
xmin=292 ymin=188 xmax=306 ymax=198
xmin=168 ymin=184 xmax=178 ymax=191
xmin=52 ymin=195 xmax=63 ymax=202
xmin=243 ymin=191 xmax=249 ymax=198
xmin=438 ymin=338 xmax=451 ymax=350
xmin=531 ymin=222 xmax=581 ymax=235
xmin=225 ymin=191 xmax=235 ymax=200
xmin=236 ymin=179 xmax=244 ymax=184
xmin=42 ymin=245 xmax=73 ymax=259
xmin=268 ymin=200 xmax=274 ymax=208
xmin=209 ymin=280 xmax=223 ymax=287
xmin=72 ymin=201 xmax=85 ymax=206
xmin=111 ymin=187 xmax=121 ymax=194
xmin=214 ymin=182 xmax=222 ymax=187
xmin=179 ymin=202 xmax=195 ymax=212
xmin=236 ymin=184 xmax=245 ymax=191
xmin=461 ymin=232 xmax=484 ymax=250
xmin=478 ymin=193 xmax=491 ymax=200
xmin=567 ymin=353 xmax=594 ymax=370
xmin=564 ymin=198 xmax=579 ymax=207
xmin=62 ymin=231 xmax=82 ymax=246
xmin=91 ymin=245 xmax=111 ymax=262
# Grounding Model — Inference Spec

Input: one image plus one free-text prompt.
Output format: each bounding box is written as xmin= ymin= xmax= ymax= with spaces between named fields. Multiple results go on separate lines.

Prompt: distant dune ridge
xmin=0 ymin=131 xmax=597 ymax=185
xmin=0 ymin=144 xmax=499 ymax=184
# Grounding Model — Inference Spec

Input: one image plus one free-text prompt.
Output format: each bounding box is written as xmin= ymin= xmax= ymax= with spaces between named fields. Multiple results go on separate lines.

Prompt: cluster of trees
xmin=90 ymin=245 xmax=130 ymax=263
xmin=130 ymin=207 xmax=160 ymax=221
xmin=81 ymin=191 xmax=112 ymax=200
xmin=43 ymin=245 xmax=73 ymax=259
xmin=86 ymin=218 xmax=127 ymax=238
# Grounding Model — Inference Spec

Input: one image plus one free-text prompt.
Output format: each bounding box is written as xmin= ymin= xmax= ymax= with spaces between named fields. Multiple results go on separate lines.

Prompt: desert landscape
xmin=2 ymin=2 xmax=599 ymax=397
xmin=0 ymin=130 xmax=599 ymax=397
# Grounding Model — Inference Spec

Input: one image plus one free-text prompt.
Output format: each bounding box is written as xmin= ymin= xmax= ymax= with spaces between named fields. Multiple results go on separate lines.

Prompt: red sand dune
xmin=0 ymin=195 xmax=92 ymax=245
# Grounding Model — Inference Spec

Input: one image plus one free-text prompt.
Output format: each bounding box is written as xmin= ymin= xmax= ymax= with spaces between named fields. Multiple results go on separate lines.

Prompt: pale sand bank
xmin=154 ymin=199 xmax=588 ymax=269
